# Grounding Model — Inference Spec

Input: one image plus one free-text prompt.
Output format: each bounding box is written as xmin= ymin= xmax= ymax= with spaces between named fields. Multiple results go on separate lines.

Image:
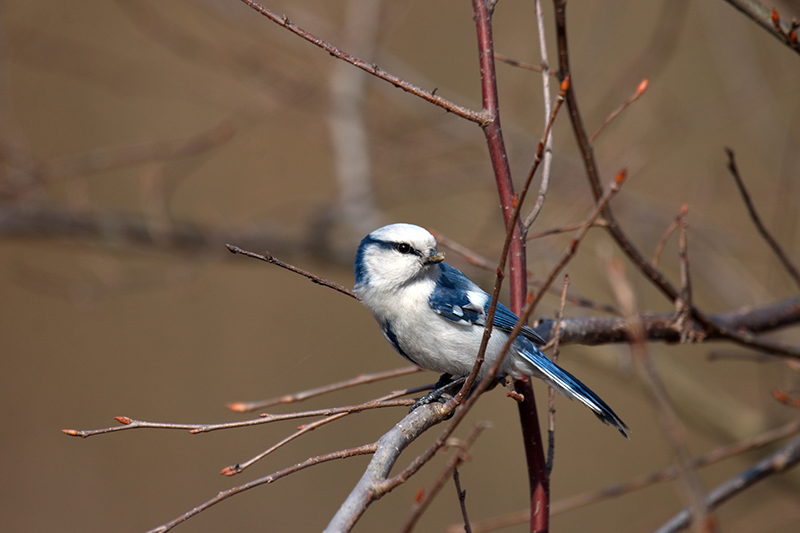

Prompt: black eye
xmin=395 ymin=243 xmax=412 ymax=254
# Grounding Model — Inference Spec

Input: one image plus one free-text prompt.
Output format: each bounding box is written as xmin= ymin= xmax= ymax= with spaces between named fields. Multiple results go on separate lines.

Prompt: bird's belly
xmin=391 ymin=315 xmax=510 ymax=378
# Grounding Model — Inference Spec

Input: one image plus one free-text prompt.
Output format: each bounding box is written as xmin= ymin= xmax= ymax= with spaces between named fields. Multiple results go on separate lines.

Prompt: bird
xmin=354 ymin=223 xmax=629 ymax=437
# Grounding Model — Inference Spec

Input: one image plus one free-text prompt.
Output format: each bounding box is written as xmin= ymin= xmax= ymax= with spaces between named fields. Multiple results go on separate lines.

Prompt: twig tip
xmin=226 ymin=402 xmax=247 ymax=412
xmin=115 ymin=416 xmax=132 ymax=425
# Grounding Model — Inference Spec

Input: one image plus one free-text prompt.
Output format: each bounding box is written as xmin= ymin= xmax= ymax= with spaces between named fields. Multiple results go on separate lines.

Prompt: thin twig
xmin=226 ymin=244 xmax=358 ymax=299
xmin=223 ymin=385 xmax=432 ymax=476
xmin=653 ymin=434 xmax=800 ymax=533
xmin=62 ymin=399 xmax=413 ymax=438
xmin=553 ymin=0 xmax=800 ymax=358
xmin=237 ymin=0 xmax=487 ymax=124
xmin=145 ymin=443 xmax=378 ymax=533
xmin=527 ymin=220 xmax=607 ymax=240
xmin=398 ymin=423 xmax=488 ymax=533
xmin=725 ymin=147 xmax=800 ymax=290
xmin=675 ymin=207 xmax=694 ymax=343
xmin=606 ymin=254 xmax=714 ymax=532
xmin=652 ymin=208 xmax=684 ymax=269
xmin=227 ymin=365 xmax=422 ymax=412
xmin=434 ymin=230 xmax=620 ymax=315
xmin=547 ymin=274 xmax=569 ymax=475
xmin=722 ymin=0 xmax=800 ymax=55
xmin=522 ymin=0 xmax=557 ymax=231
xmin=454 ymin=467 xmax=472 ymax=533
xmin=456 ymin=420 xmax=800 ymax=532
xmin=494 ymin=52 xmax=553 ymax=74
xmin=528 ymin=170 xmax=627 ymax=316
xmin=589 ymin=78 xmax=648 ymax=143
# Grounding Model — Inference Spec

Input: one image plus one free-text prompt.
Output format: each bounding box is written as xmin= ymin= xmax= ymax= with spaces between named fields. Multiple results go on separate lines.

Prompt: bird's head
xmin=354 ymin=223 xmax=445 ymax=292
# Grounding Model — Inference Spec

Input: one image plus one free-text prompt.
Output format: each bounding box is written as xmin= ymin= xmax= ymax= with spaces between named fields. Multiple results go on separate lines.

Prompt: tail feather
xmin=521 ymin=348 xmax=629 ymax=438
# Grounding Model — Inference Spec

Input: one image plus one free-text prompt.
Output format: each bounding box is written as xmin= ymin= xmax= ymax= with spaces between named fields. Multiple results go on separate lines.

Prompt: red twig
xmin=472 ymin=2 xmax=548 ymax=529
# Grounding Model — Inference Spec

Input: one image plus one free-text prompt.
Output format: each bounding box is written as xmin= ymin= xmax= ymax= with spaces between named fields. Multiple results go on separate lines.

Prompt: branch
xmin=722 ymin=0 xmax=800 ymax=55
xmin=455 ymin=420 xmax=800 ymax=532
xmin=653 ymin=435 xmax=800 ymax=533
xmin=725 ymin=147 xmax=800 ymax=290
xmin=145 ymin=443 xmax=378 ymax=533
xmin=227 ymin=365 xmax=422 ymax=412
xmin=552 ymin=0 xmax=799 ymax=358
xmin=237 ymin=0 xmax=486 ymax=124
xmin=472 ymin=1 xmax=548 ymax=529
xmin=550 ymin=295 xmax=800 ymax=354
xmin=324 ymin=403 xmax=450 ymax=532
xmin=226 ymin=244 xmax=358 ymax=299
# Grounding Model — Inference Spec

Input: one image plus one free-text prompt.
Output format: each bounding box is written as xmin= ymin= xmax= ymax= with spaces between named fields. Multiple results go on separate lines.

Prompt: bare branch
xmin=589 ymin=78 xmax=648 ymax=143
xmin=399 ymin=423 xmax=488 ymax=533
xmin=146 ymin=443 xmax=378 ymax=533
xmin=722 ymin=0 xmax=800 ymax=55
xmin=62 ymin=399 xmax=413 ymax=438
xmin=725 ymin=147 xmax=800 ymax=290
xmin=226 ymin=244 xmax=358 ymax=299
xmin=227 ymin=365 xmax=422 ymax=412
xmin=606 ymin=254 xmax=715 ymax=532
xmin=324 ymin=402 xmax=450 ymax=532
xmin=653 ymin=435 xmax=800 ymax=533
xmin=237 ymin=0 xmax=486 ymax=124
xmin=457 ymin=420 xmax=800 ymax=532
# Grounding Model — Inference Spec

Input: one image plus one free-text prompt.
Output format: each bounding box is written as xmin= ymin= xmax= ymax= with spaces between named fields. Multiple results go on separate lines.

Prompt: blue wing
xmin=429 ymin=265 xmax=629 ymax=437
xmin=429 ymin=264 xmax=546 ymax=346
xmin=428 ymin=263 xmax=487 ymax=325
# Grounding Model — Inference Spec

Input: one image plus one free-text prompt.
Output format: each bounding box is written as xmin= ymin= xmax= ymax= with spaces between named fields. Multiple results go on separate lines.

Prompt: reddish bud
xmin=511 ymin=193 xmax=519 ymax=208
xmin=637 ymin=78 xmax=649 ymax=95
xmin=560 ymin=75 xmax=570 ymax=92
xmin=506 ymin=391 xmax=525 ymax=402
xmin=772 ymin=8 xmax=780 ymax=30
xmin=226 ymin=402 xmax=247 ymax=412
xmin=681 ymin=204 xmax=689 ymax=215
xmin=415 ymin=488 xmax=425 ymax=503
xmin=297 ymin=424 xmax=306 ymax=430
xmin=115 ymin=416 xmax=132 ymax=425
xmin=220 ymin=466 xmax=236 ymax=476
xmin=189 ymin=429 xmax=200 ymax=434
xmin=773 ymin=389 xmax=790 ymax=404
xmin=791 ymin=30 xmax=797 ymax=46
xmin=615 ymin=168 xmax=628 ymax=184
xmin=62 ymin=429 xmax=79 ymax=436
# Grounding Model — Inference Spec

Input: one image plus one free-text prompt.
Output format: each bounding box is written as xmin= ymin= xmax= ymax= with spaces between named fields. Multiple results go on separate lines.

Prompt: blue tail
xmin=522 ymin=348 xmax=629 ymax=438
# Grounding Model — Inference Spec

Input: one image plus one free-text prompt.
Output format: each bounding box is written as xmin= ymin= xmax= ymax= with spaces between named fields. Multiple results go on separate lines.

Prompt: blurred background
xmin=1 ymin=0 xmax=799 ymax=531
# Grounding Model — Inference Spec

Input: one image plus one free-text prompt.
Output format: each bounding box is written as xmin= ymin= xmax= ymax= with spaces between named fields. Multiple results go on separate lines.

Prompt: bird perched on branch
xmin=354 ymin=223 xmax=628 ymax=437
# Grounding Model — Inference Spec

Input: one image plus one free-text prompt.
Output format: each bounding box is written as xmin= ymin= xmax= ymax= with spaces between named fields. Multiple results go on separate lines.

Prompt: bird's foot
xmin=409 ymin=373 xmax=459 ymax=418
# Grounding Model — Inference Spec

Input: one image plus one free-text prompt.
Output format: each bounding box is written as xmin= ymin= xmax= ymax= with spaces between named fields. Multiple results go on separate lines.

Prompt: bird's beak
xmin=424 ymin=250 xmax=445 ymax=265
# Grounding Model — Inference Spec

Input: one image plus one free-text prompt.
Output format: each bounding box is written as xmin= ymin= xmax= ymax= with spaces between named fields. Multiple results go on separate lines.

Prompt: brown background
xmin=1 ymin=1 xmax=799 ymax=532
